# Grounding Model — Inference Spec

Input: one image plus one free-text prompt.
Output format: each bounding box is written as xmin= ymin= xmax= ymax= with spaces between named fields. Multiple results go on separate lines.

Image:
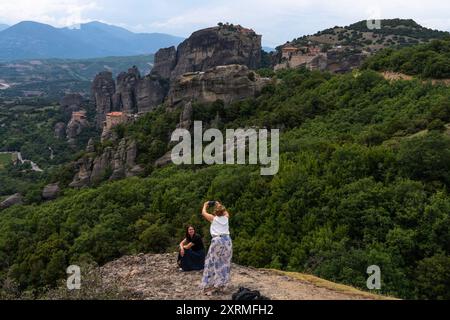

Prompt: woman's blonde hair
xmin=214 ymin=203 xmax=226 ymax=217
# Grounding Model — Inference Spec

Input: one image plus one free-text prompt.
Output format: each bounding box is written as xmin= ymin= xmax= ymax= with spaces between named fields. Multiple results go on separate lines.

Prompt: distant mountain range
xmin=0 ymin=21 xmax=184 ymax=61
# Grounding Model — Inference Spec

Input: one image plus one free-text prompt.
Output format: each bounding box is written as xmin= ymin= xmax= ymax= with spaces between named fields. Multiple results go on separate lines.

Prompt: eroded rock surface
xmin=167 ymin=64 xmax=271 ymax=106
xmin=100 ymin=253 xmax=380 ymax=300
xmin=70 ymin=138 xmax=143 ymax=188
xmin=153 ymin=24 xmax=262 ymax=81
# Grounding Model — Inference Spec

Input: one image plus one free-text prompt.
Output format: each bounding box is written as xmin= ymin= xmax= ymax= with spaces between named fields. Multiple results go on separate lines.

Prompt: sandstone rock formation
xmin=42 ymin=183 xmax=60 ymax=200
xmin=274 ymin=45 xmax=368 ymax=73
xmin=151 ymin=46 xmax=177 ymax=79
xmin=66 ymin=110 xmax=89 ymax=144
xmin=91 ymin=24 xmax=263 ymax=130
xmin=325 ymin=50 xmax=367 ymax=73
xmin=167 ymin=64 xmax=271 ymax=106
xmin=153 ymin=24 xmax=262 ymax=81
xmin=0 ymin=193 xmax=23 ymax=210
xmin=54 ymin=122 xmax=66 ymax=139
xmin=178 ymin=101 xmax=193 ymax=130
xmin=113 ymin=66 xmax=140 ymax=113
xmin=86 ymin=138 xmax=96 ymax=153
xmin=135 ymin=75 xmax=168 ymax=114
xmin=70 ymin=138 xmax=143 ymax=188
xmin=60 ymin=93 xmax=83 ymax=118
xmin=92 ymin=69 xmax=168 ymax=128
xmin=92 ymin=71 xmax=116 ymax=128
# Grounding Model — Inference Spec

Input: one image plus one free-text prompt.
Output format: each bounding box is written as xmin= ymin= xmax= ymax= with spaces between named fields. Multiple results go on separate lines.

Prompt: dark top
xmin=186 ymin=234 xmax=205 ymax=251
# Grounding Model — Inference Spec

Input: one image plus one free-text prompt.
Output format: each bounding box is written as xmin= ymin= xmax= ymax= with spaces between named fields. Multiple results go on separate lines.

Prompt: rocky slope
xmin=100 ymin=253 xmax=388 ymax=300
xmin=167 ymin=64 xmax=271 ymax=107
xmin=69 ymin=138 xmax=143 ymax=188
xmin=274 ymin=19 xmax=450 ymax=73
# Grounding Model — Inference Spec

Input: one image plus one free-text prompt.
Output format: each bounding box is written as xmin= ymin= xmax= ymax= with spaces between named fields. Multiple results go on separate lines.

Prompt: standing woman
xmin=200 ymin=201 xmax=233 ymax=295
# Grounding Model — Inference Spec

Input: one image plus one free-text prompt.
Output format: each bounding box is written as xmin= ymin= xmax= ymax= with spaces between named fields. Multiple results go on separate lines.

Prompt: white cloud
xmin=0 ymin=0 xmax=100 ymax=27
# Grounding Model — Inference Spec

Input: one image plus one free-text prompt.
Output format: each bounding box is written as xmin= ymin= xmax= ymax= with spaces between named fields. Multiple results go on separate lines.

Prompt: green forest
xmin=0 ymin=97 xmax=97 ymax=200
xmin=1 ymin=42 xmax=450 ymax=300
xmin=363 ymin=39 xmax=450 ymax=78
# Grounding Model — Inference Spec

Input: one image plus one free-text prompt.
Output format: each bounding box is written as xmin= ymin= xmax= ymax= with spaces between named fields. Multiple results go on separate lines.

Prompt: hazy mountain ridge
xmin=0 ymin=21 xmax=184 ymax=61
xmin=0 ymin=55 xmax=155 ymax=98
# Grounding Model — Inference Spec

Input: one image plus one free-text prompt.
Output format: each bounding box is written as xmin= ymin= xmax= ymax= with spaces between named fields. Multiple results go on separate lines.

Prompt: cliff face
xmin=151 ymin=46 xmax=177 ymax=79
xmin=167 ymin=64 xmax=271 ymax=106
xmin=136 ymin=75 xmax=168 ymax=114
xmin=113 ymin=66 xmax=141 ymax=113
xmin=274 ymin=47 xmax=367 ymax=73
xmin=66 ymin=110 xmax=89 ymax=144
xmin=60 ymin=93 xmax=84 ymax=118
xmin=92 ymin=71 xmax=116 ymax=128
xmin=153 ymin=24 xmax=262 ymax=81
xmin=92 ymin=68 xmax=168 ymax=128
xmin=69 ymin=138 xmax=143 ymax=188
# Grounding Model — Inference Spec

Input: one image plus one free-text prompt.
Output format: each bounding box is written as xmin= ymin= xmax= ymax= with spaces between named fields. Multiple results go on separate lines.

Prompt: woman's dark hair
xmin=185 ymin=225 xmax=196 ymax=241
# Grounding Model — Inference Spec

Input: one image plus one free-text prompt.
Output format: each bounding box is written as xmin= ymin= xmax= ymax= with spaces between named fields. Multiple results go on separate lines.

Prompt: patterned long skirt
xmin=201 ymin=235 xmax=233 ymax=289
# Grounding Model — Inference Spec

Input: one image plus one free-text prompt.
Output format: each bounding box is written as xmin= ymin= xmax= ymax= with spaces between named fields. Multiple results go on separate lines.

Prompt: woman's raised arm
xmin=202 ymin=202 xmax=215 ymax=223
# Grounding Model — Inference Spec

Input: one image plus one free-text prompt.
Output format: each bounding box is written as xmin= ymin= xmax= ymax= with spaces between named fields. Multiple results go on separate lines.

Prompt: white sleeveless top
xmin=210 ymin=216 xmax=230 ymax=237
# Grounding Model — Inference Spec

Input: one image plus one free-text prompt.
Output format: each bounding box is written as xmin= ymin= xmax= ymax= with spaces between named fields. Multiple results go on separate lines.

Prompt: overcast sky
xmin=0 ymin=0 xmax=449 ymax=46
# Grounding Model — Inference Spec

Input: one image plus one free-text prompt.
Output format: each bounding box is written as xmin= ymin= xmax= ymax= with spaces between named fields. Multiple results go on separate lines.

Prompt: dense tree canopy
xmin=1 ymin=67 xmax=450 ymax=300
xmin=363 ymin=39 xmax=450 ymax=79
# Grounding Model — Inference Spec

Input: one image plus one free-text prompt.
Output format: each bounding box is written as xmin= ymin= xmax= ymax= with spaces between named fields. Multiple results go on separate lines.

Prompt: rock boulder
xmin=167 ymin=64 xmax=271 ymax=106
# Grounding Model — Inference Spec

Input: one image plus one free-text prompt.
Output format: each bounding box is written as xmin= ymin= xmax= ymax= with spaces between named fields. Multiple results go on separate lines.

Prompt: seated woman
xmin=177 ymin=225 xmax=206 ymax=271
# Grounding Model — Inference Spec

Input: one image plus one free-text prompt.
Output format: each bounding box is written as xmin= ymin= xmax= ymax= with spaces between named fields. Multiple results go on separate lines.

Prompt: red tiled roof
xmin=107 ymin=112 xmax=124 ymax=117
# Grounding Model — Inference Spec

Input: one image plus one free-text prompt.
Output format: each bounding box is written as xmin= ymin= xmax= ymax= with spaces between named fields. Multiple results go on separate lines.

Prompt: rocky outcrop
xmin=136 ymin=75 xmax=168 ymax=114
xmin=91 ymin=24 xmax=262 ymax=128
xmin=154 ymin=24 xmax=262 ymax=81
xmin=167 ymin=64 xmax=271 ymax=106
xmin=69 ymin=139 xmax=143 ymax=188
xmin=92 ymin=68 xmax=168 ymax=126
xmin=99 ymin=253 xmax=380 ymax=300
xmin=42 ymin=183 xmax=60 ymax=200
xmin=113 ymin=67 xmax=140 ymax=113
xmin=86 ymin=138 xmax=95 ymax=153
xmin=60 ymin=93 xmax=83 ymax=118
xmin=151 ymin=46 xmax=177 ymax=79
xmin=66 ymin=110 xmax=89 ymax=144
xmin=274 ymin=46 xmax=368 ymax=73
xmin=325 ymin=50 xmax=367 ymax=73
xmin=0 ymin=193 xmax=23 ymax=210
xmin=92 ymin=71 xmax=116 ymax=128
xmin=178 ymin=101 xmax=193 ymax=130
xmin=54 ymin=122 xmax=66 ymax=139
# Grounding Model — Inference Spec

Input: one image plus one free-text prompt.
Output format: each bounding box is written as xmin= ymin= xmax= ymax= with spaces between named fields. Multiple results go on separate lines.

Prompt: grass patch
xmin=267 ymin=269 xmax=398 ymax=300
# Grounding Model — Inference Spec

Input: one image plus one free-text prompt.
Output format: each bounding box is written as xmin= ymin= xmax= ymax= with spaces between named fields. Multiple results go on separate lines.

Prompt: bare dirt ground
xmin=100 ymin=253 xmax=389 ymax=300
